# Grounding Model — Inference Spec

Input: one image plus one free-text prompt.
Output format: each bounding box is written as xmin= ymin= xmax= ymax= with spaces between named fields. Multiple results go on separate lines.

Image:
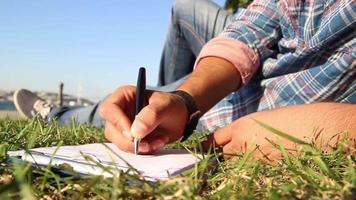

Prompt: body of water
xmin=0 ymin=101 xmax=16 ymax=110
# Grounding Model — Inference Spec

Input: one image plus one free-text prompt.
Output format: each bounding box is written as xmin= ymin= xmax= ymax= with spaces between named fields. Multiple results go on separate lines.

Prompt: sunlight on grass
xmin=0 ymin=117 xmax=355 ymax=199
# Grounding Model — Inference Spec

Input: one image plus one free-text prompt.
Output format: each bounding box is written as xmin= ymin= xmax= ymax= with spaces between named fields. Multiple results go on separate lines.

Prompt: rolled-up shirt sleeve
xmin=195 ymin=0 xmax=281 ymax=84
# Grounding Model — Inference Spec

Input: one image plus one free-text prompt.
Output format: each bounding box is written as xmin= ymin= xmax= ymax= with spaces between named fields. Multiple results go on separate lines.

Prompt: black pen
xmin=134 ymin=67 xmax=146 ymax=155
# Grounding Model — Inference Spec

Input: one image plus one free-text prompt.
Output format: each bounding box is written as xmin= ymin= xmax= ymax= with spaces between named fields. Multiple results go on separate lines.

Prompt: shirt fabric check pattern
xmin=197 ymin=0 xmax=356 ymax=132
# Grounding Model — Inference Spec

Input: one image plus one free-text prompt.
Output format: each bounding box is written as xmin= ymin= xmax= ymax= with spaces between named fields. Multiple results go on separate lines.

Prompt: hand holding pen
xmin=100 ymin=69 xmax=189 ymax=154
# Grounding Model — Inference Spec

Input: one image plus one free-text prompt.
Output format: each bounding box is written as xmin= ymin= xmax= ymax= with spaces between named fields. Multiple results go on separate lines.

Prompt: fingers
xmin=201 ymin=125 xmax=234 ymax=157
xmin=105 ymin=121 xmax=169 ymax=154
xmin=105 ymin=121 xmax=134 ymax=152
xmin=139 ymin=132 xmax=169 ymax=154
xmin=131 ymin=103 xmax=167 ymax=139
xmin=212 ymin=125 xmax=233 ymax=146
xmin=100 ymin=87 xmax=184 ymax=153
xmin=201 ymin=136 xmax=236 ymax=159
xmin=100 ymin=101 xmax=132 ymax=138
xmin=222 ymin=142 xmax=237 ymax=159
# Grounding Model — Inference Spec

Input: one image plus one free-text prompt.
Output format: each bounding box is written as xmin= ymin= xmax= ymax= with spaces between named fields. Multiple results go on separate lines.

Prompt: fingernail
xmin=131 ymin=119 xmax=147 ymax=139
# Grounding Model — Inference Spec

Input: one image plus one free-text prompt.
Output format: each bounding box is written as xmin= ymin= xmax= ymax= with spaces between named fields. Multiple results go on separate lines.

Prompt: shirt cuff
xmin=194 ymin=36 xmax=260 ymax=84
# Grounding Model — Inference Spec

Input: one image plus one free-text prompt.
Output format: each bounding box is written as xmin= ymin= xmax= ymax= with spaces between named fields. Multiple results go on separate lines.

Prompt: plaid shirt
xmin=198 ymin=0 xmax=356 ymax=132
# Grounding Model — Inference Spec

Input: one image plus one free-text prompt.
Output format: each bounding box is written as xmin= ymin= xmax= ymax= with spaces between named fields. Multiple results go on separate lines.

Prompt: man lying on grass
xmin=14 ymin=0 xmax=355 ymax=159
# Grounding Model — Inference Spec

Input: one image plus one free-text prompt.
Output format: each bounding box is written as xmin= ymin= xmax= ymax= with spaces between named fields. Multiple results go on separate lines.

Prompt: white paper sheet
xmin=8 ymin=143 xmax=200 ymax=181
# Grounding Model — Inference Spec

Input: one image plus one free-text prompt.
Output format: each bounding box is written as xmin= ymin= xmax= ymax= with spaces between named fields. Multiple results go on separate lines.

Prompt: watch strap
xmin=171 ymin=90 xmax=201 ymax=142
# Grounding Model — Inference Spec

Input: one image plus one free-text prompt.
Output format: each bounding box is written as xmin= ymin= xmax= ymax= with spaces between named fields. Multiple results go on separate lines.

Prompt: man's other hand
xmin=202 ymin=103 xmax=356 ymax=160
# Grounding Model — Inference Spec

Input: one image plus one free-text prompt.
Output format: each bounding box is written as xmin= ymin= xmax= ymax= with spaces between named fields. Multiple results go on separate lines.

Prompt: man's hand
xmin=205 ymin=116 xmax=287 ymax=159
xmin=203 ymin=103 xmax=356 ymax=160
xmin=99 ymin=85 xmax=188 ymax=154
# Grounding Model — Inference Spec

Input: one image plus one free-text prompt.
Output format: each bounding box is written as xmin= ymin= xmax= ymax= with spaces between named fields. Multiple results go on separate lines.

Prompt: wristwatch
xmin=170 ymin=90 xmax=201 ymax=142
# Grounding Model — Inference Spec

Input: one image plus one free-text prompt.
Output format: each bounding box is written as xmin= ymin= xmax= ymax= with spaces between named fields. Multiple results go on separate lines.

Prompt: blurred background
xmin=0 ymin=0 xmax=250 ymax=118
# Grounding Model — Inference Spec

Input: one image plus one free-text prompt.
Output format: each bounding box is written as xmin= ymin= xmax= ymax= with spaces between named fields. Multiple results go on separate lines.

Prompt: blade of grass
xmin=303 ymin=145 xmax=338 ymax=180
xmin=253 ymin=119 xmax=309 ymax=145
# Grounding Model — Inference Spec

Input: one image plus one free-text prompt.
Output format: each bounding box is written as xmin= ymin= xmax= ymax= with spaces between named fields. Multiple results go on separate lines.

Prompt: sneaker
xmin=13 ymin=89 xmax=53 ymax=120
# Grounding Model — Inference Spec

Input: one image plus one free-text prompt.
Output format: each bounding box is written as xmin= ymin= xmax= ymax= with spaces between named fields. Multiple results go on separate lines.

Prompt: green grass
xmin=0 ymin=117 xmax=355 ymax=199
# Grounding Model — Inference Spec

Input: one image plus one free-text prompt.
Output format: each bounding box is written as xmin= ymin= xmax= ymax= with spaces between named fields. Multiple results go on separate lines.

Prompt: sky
xmin=0 ymin=0 xmax=226 ymax=101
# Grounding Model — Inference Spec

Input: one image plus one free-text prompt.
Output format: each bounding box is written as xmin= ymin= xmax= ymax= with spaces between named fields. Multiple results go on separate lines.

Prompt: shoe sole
xmin=13 ymin=89 xmax=30 ymax=119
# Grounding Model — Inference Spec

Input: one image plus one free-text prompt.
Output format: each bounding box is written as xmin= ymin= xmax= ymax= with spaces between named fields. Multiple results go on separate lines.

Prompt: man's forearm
xmin=178 ymin=57 xmax=242 ymax=113
xmin=237 ymin=103 xmax=356 ymax=152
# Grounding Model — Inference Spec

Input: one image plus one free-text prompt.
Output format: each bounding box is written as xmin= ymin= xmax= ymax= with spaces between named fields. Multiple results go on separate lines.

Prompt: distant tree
xmin=224 ymin=0 xmax=253 ymax=14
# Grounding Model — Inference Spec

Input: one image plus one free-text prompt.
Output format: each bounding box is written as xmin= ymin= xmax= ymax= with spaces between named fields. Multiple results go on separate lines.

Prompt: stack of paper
xmin=8 ymin=143 xmax=201 ymax=181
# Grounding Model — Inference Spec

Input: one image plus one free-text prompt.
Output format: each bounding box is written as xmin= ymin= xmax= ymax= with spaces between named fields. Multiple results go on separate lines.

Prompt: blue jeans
xmin=49 ymin=0 xmax=234 ymax=127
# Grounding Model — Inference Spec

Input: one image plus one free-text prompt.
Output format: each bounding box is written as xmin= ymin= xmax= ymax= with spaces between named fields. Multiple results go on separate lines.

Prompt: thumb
xmin=201 ymin=125 xmax=233 ymax=151
xmin=131 ymin=103 xmax=166 ymax=139
xmin=213 ymin=125 xmax=233 ymax=147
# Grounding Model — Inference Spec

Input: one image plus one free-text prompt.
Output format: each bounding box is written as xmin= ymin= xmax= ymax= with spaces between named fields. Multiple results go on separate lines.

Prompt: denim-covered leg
xmin=48 ymin=101 xmax=105 ymax=127
xmin=158 ymin=0 xmax=233 ymax=86
xmin=149 ymin=75 xmax=189 ymax=92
